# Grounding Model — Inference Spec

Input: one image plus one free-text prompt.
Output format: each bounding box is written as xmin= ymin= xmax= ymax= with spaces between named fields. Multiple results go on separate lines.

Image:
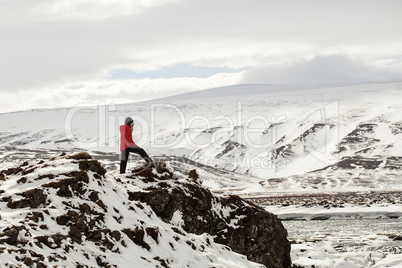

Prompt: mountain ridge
xmin=0 ymin=82 xmax=402 ymax=192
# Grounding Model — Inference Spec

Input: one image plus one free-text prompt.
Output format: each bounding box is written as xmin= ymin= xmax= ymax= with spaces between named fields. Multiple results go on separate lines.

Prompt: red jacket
xmin=120 ymin=124 xmax=137 ymax=150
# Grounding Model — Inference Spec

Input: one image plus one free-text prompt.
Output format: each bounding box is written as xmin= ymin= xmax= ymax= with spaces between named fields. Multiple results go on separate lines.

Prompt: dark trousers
xmin=120 ymin=146 xmax=153 ymax=174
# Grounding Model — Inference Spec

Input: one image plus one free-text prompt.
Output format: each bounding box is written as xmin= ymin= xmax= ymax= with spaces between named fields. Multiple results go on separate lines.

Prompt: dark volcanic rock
xmin=7 ymin=188 xmax=47 ymax=209
xmin=337 ymin=123 xmax=380 ymax=153
xmin=128 ymin=164 xmax=291 ymax=268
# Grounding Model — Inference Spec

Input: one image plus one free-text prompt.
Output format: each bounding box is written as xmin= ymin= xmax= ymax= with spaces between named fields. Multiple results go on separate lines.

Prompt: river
xmin=283 ymin=219 xmax=402 ymax=267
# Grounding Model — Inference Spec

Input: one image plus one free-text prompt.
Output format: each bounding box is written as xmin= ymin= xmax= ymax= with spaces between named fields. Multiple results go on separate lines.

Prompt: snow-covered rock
xmin=127 ymin=163 xmax=290 ymax=267
xmin=0 ymin=152 xmax=289 ymax=267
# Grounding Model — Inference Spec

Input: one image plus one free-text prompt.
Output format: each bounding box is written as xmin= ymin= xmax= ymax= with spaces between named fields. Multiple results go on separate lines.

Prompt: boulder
xmin=128 ymin=163 xmax=291 ymax=268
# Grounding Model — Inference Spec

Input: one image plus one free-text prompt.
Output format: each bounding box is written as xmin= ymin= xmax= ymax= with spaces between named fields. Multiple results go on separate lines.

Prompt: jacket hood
xmin=125 ymin=117 xmax=133 ymax=125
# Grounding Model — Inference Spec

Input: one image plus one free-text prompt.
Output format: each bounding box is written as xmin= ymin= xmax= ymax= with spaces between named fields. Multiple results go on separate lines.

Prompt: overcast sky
xmin=1 ymin=0 xmax=402 ymax=113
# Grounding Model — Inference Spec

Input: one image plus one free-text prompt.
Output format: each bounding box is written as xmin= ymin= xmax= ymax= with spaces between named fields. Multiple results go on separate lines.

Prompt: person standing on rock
xmin=120 ymin=117 xmax=153 ymax=174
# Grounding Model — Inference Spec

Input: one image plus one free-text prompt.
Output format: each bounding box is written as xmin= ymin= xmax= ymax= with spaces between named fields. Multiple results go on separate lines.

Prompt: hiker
xmin=120 ymin=117 xmax=153 ymax=174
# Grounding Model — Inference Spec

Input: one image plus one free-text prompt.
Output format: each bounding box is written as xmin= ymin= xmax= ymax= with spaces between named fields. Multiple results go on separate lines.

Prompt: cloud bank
xmin=242 ymin=55 xmax=401 ymax=85
xmin=0 ymin=72 xmax=244 ymax=113
xmin=0 ymin=0 xmax=402 ymax=112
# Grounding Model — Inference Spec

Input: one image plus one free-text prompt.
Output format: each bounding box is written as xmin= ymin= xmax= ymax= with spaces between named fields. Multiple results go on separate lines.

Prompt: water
xmin=284 ymin=219 xmax=402 ymax=240
xmin=283 ymin=219 xmax=402 ymax=267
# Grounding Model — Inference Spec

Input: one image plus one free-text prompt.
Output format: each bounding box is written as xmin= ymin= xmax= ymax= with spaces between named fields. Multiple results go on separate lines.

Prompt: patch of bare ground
xmin=245 ymin=191 xmax=402 ymax=208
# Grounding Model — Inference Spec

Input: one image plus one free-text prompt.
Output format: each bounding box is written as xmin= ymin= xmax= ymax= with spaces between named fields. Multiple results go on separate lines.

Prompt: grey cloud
xmin=241 ymin=55 xmax=402 ymax=85
xmin=1 ymin=0 xmax=402 ymax=92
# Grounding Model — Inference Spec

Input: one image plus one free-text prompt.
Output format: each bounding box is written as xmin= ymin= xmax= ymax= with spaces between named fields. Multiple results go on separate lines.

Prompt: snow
xmin=0 ymin=155 xmax=264 ymax=267
xmin=283 ymin=218 xmax=402 ymax=268
xmin=170 ymin=210 xmax=184 ymax=227
xmin=372 ymin=254 xmax=402 ymax=268
xmin=265 ymin=204 xmax=402 ymax=221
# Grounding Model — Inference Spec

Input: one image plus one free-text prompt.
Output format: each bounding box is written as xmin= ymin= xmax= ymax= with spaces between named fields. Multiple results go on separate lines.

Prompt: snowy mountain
xmin=1 ymin=82 xmax=402 ymax=268
xmin=0 ymin=152 xmax=289 ymax=267
xmin=1 ymin=82 xmax=402 ymax=192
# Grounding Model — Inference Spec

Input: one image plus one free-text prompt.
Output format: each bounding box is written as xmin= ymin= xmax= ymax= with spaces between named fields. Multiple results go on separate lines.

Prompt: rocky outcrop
xmin=128 ymin=163 xmax=291 ymax=268
xmin=0 ymin=152 xmax=290 ymax=267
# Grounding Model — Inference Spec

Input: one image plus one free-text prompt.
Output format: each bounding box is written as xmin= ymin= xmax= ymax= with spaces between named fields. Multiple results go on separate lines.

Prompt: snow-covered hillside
xmin=1 ymin=82 xmax=402 ymax=191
